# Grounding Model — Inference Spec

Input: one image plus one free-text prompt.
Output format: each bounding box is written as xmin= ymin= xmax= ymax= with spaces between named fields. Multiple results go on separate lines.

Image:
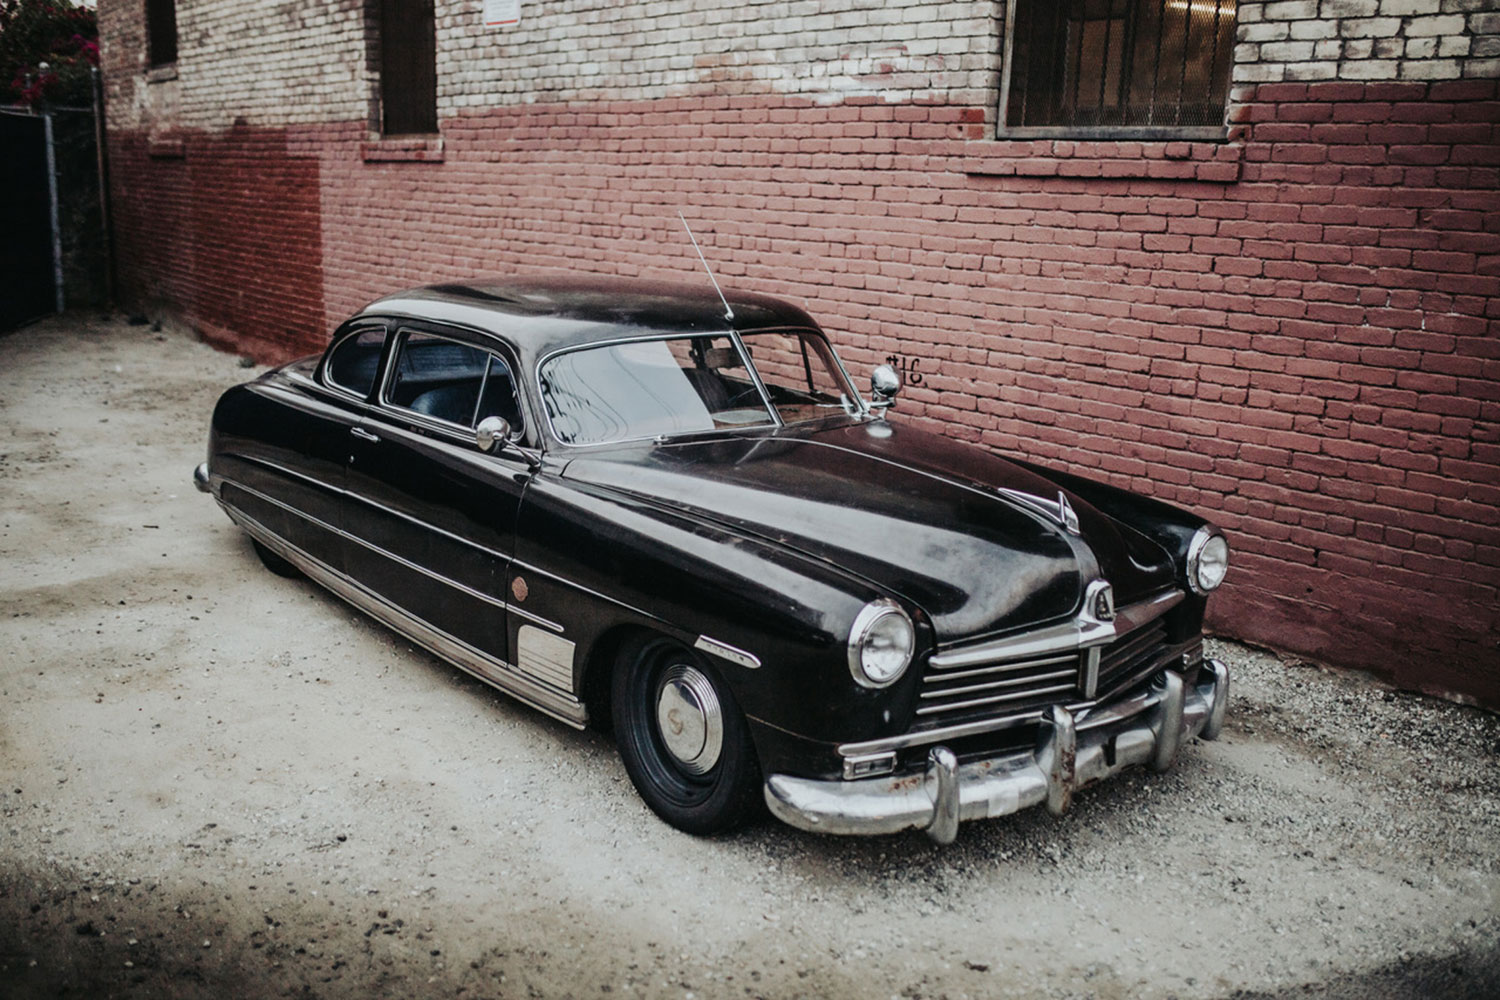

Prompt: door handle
xmin=350 ymin=427 xmax=380 ymax=443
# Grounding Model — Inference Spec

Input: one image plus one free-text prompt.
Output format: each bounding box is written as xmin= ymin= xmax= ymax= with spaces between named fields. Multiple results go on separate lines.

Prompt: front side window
xmin=385 ymin=331 xmax=524 ymax=434
xmin=1005 ymin=0 xmax=1236 ymax=132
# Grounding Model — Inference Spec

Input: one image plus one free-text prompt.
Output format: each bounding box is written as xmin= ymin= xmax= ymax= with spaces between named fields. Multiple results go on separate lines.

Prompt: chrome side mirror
xmin=869 ymin=365 xmax=901 ymax=412
xmin=476 ymin=415 xmax=512 ymax=453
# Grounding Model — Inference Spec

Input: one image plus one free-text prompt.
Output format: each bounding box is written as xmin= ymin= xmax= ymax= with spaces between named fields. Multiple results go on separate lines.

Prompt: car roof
xmin=352 ymin=275 xmax=822 ymax=362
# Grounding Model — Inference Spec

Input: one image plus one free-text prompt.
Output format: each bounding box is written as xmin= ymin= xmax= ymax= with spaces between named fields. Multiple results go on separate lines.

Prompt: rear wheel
xmin=612 ymin=634 xmax=762 ymax=835
xmin=251 ymin=538 xmax=302 ymax=579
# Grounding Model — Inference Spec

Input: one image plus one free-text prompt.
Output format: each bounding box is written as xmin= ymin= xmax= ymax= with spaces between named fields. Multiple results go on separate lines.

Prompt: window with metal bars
xmin=1003 ymin=0 xmax=1236 ymax=136
xmin=146 ymin=0 xmax=178 ymax=67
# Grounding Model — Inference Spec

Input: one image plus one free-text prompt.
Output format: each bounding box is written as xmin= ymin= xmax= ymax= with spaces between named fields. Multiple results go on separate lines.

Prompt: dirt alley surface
xmin=1 ymin=313 xmax=1498 ymax=1000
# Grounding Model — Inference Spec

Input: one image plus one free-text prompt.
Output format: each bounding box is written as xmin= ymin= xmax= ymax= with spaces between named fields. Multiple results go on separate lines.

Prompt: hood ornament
xmin=1056 ymin=491 xmax=1079 ymax=534
xmin=995 ymin=487 xmax=1082 ymax=535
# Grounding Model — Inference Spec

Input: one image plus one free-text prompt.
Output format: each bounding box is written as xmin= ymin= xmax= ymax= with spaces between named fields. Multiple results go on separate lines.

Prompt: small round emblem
xmin=511 ymin=576 xmax=529 ymax=602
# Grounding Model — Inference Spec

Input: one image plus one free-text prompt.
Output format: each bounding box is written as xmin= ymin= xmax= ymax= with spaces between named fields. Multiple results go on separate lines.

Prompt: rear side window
xmin=325 ymin=327 xmax=387 ymax=397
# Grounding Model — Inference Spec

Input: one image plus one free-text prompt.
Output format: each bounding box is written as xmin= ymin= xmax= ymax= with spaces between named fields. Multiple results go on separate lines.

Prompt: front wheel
xmin=612 ymin=635 xmax=762 ymax=835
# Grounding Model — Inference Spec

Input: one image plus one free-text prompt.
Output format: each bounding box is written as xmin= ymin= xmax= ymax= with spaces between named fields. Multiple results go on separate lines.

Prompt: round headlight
xmin=848 ymin=599 xmax=915 ymax=689
xmin=1187 ymin=527 xmax=1230 ymax=595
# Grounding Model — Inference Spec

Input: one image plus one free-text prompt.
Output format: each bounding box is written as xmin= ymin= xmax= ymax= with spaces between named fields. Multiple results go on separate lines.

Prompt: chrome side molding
xmin=219 ymin=500 xmax=588 ymax=730
xmin=694 ymin=635 xmax=761 ymax=670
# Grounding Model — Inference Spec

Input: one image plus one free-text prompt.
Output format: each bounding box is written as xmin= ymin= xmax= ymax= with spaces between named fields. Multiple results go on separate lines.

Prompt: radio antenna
xmin=679 ymin=211 xmax=734 ymax=322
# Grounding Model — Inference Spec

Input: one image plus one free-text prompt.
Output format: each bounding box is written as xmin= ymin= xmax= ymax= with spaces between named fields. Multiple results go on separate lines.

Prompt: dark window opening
xmin=325 ymin=327 xmax=388 ymax=398
xmin=379 ymin=0 xmax=438 ymax=135
xmin=387 ymin=332 xmax=524 ymax=433
xmin=1006 ymin=0 xmax=1236 ymax=131
xmin=146 ymin=0 xmax=178 ymax=67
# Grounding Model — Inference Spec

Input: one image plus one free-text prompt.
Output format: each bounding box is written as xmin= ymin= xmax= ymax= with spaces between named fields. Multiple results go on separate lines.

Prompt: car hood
xmin=558 ymin=419 xmax=1177 ymax=644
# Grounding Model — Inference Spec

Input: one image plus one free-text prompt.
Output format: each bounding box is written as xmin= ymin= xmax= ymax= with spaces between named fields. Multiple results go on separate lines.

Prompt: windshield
xmin=538 ymin=330 xmax=859 ymax=447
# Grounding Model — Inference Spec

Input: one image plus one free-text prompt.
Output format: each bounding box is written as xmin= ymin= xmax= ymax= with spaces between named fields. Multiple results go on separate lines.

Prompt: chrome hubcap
xmin=655 ymin=664 xmax=723 ymax=775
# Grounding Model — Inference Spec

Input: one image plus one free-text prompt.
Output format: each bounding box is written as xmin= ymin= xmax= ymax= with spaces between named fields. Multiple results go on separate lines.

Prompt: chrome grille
xmin=1096 ymin=619 xmax=1169 ymax=697
xmin=917 ymin=647 xmax=1082 ymax=726
xmin=917 ymin=616 xmax=1183 ymax=730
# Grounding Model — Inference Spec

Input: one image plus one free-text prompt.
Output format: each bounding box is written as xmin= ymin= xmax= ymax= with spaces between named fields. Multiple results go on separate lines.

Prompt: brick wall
xmin=1236 ymin=0 xmax=1500 ymax=82
xmin=101 ymin=1 xmax=369 ymax=131
xmin=100 ymin=1 xmax=1500 ymax=706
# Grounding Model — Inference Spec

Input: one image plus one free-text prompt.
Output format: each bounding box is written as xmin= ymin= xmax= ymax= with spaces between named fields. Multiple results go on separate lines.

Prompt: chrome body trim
xmin=217 ymin=455 xmax=563 ymax=632
xmin=516 ymin=625 xmax=577 ymax=692
xmin=928 ymin=588 xmax=1183 ymax=671
xmin=841 ymin=751 xmax=896 ymax=780
xmin=217 ymin=499 xmax=588 ymax=729
xmin=232 ymin=452 xmax=516 ymax=566
xmin=217 ymin=472 xmax=564 ymax=634
xmin=693 ymin=635 xmax=761 ymax=670
xmin=193 ymin=462 xmax=212 ymax=494
xmin=763 ymin=660 xmax=1229 ymax=841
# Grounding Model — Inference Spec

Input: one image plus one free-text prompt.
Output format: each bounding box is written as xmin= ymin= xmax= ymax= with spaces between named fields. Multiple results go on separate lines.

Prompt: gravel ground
xmin=1 ymin=313 xmax=1497 ymax=1000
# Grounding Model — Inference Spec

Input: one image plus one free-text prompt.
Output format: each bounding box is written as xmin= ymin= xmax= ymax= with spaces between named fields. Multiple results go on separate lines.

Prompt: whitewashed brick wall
xmin=100 ymin=0 xmax=1500 ymax=134
xmin=1234 ymin=0 xmax=1500 ymax=81
xmin=100 ymin=0 xmax=370 ymax=131
xmin=438 ymin=1 xmax=1000 ymax=111
xmin=103 ymin=0 xmax=1002 ymax=132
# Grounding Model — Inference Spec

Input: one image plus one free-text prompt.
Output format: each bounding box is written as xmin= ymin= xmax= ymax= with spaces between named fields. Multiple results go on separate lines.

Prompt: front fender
xmin=512 ymin=473 xmax=932 ymax=756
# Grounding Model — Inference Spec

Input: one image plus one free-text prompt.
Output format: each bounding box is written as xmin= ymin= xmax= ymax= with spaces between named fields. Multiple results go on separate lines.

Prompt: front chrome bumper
xmin=764 ymin=659 xmax=1229 ymax=844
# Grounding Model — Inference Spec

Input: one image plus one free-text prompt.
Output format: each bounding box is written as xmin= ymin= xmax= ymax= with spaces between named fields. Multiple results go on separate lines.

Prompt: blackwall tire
xmin=612 ymin=634 xmax=762 ymax=835
xmin=251 ymin=538 xmax=303 ymax=579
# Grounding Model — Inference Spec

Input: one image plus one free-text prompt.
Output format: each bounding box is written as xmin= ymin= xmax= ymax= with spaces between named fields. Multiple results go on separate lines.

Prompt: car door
xmin=341 ymin=324 xmax=528 ymax=673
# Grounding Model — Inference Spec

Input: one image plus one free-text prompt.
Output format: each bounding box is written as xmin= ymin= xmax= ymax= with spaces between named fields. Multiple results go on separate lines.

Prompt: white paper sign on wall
xmin=484 ymin=0 xmax=520 ymax=27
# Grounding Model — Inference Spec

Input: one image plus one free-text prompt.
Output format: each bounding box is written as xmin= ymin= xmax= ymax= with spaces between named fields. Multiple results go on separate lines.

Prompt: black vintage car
xmin=194 ymin=276 xmax=1230 ymax=843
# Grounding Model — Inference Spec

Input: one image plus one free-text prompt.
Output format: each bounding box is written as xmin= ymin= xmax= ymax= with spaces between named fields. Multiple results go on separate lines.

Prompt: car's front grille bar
xmin=920 ymin=653 xmax=1086 ymax=724
xmin=1096 ymin=619 xmax=1170 ymax=696
xmin=915 ymin=593 xmax=1189 ymax=731
xmin=917 ymin=650 xmax=1079 ymax=715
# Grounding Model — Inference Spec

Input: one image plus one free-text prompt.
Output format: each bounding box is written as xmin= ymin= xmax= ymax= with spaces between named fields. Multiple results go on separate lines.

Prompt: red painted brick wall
xmin=108 ymin=79 xmax=1500 ymax=706
xmin=111 ymin=125 xmax=324 ymax=358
